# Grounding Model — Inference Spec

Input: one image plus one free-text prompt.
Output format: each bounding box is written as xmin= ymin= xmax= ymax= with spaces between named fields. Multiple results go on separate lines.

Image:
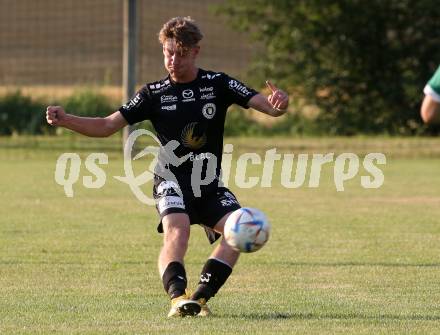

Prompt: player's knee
xmin=213 ymin=212 xmax=233 ymax=235
xmin=220 ymin=237 xmax=240 ymax=255
xmin=162 ymin=213 xmax=190 ymax=246
xmin=164 ymin=227 xmax=189 ymax=250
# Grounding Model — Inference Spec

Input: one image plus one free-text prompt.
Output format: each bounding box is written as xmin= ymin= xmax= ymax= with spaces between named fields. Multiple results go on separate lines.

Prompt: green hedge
xmin=224 ymin=107 xmax=323 ymax=137
xmin=0 ymin=91 xmax=49 ymax=135
xmin=0 ymin=89 xmax=435 ymax=136
xmin=62 ymin=89 xmax=116 ymax=118
xmin=0 ymin=90 xmax=117 ymax=136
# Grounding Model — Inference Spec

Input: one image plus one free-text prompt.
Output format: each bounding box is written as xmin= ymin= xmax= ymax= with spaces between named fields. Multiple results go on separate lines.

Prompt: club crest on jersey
xmin=202 ymin=103 xmax=216 ymax=119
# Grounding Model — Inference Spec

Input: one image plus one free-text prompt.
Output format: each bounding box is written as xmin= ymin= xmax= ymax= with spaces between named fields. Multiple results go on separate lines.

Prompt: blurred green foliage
xmin=0 ymin=90 xmax=118 ymax=136
xmin=0 ymin=91 xmax=48 ymax=135
xmin=62 ymin=89 xmax=116 ymax=118
xmin=224 ymin=107 xmax=320 ymax=136
xmin=218 ymin=0 xmax=440 ymax=135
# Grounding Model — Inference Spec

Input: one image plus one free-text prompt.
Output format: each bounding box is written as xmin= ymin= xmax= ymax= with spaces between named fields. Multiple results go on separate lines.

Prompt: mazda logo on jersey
xmin=202 ymin=103 xmax=216 ymax=119
xmin=181 ymin=122 xmax=207 ymax=150
xmin=182 ymin=89 xmax=194 ymax=99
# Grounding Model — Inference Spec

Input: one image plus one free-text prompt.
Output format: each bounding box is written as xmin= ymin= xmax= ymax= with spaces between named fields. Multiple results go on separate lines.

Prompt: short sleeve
xmin=219 ymin=73 xmax=258 ymax=109
xmin=118 ymin=86 xmax=153 ymax=125
xmin=425 ymin=66 xmax=440 ymax=102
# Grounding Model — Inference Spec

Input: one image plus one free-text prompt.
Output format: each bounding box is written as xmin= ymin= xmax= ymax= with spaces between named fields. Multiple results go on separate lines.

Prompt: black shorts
xmin=153 ymin=177 xmax=241 ymax=244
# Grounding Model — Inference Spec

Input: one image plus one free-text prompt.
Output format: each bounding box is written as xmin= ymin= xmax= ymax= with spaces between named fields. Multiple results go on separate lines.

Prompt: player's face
xmin=163 ymin=39 xmax=199 ymax=81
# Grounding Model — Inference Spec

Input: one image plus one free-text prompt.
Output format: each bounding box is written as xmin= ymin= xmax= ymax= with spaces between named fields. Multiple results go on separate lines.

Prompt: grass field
xmin=1 ymin=136 xmax=440 ymax=334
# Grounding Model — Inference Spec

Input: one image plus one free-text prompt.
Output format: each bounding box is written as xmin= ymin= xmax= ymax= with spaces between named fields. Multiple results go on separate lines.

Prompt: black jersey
xmin=118 ymin=68 xmax=258 ymax=193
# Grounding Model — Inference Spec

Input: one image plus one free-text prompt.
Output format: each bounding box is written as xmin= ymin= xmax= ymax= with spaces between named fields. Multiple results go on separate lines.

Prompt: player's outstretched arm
xmin=420 ymin=95 xmax=440 ymax=125
xmin=46 ymin=106 xmax=128 ymax=137
xmin=247 ymin=80 xmax=289 ymax=117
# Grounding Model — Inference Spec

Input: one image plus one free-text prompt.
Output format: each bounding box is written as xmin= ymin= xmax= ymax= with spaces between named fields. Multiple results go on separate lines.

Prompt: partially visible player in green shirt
xmin=421 ymin=65 xmax=440 ymax=124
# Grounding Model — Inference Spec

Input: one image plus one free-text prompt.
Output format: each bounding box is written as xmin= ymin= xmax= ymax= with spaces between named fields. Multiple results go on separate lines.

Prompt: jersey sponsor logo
xmin=158 ymin=195 xmax=185 ymax=214
xmin=200 ymin=87 xmax=215 ymax=100
xmin=157 ymin=180 xmax=180 ymax=195
xmin=161 ymin=104 xmax=176 ymax=111
xmin=220 ymin=191 xmax=239 ymax=207
xmin=182 ymin=89 xmax=195 ymax=102
xmin=182 ymin=89 xmax=194 ymax=99
xmin=160 ymin=95 xmax=178 ymax=103
xmin=199 ymin=86 xmax=214 ymax=92
xmin=181 ymin=122 xmax=207 ymax=150
xmin=224 ymin=191 xmax=237 ymax=201
xmin=150 ymin=80 xmax=171 ymax=94
xmin=201 ymin=92 xmax=216 ymax=100
xmin=202 ymin=73 xmax=221 ymax=80
xmin=202 ymin=103 xmax=216 ymax=119
xmin=152 ymin=87 xmax=168 ymax=94
xmin=123 ymin=93 xmax=142 ymax=110
xmin=189 ymin=152 xmax=211 ymax=161
xmin=229 ymin=79 xmax=252 ymax=97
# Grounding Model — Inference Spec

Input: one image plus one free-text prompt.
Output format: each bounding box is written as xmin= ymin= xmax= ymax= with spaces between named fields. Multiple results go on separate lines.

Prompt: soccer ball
xmin=224 ymin=207 xmax=271 ymax=253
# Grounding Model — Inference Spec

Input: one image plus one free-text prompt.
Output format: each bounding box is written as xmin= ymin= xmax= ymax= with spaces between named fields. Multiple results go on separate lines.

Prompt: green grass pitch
xmin=1 ymin=136 xmax=440 ymax=334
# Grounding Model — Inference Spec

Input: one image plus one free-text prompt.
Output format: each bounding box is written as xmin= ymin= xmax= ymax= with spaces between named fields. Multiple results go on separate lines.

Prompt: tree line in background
xmin=218 ymin=0 xmax=440 ymax=135
xmin=1 ymin=0 xmax=440 ymax=136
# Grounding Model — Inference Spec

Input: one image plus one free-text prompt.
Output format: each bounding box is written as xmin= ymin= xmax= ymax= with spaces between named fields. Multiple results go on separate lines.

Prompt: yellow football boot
xmin=167 ymin=294 xmax=201 ymax=317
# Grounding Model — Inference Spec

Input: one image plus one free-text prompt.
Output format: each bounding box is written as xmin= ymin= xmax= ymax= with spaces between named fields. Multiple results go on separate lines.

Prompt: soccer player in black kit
xmin=46 ymin=17 xmax=289 ymax=317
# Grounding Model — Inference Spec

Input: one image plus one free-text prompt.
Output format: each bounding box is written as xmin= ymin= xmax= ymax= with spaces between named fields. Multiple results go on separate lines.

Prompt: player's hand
xmin=266 ymin=80 xmax=289 ymax=112
xmin=46 ymin=106 xmax=67 ymax=126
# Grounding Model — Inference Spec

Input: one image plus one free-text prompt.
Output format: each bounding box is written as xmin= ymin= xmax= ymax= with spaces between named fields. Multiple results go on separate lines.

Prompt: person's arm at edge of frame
xmin=46 ymin=106 xmax=128 ymax=137
xmin=420 ymin=95 xmax=440 ymax=125
xmin=247 ymin=80 xmax=289 ymax=117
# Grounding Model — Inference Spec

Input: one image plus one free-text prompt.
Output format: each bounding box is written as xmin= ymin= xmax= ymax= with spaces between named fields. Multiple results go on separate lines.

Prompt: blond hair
xmin=158 ymin=16 xmax=203 ymax=51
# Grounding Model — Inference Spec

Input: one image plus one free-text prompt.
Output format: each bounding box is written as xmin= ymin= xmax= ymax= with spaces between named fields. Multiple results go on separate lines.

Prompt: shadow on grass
xmin=224 ymin=312 xmax=440 ymax=321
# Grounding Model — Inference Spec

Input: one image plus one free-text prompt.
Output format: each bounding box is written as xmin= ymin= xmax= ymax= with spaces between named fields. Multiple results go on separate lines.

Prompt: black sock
xmin=192 ymin=258 xmax=232 ymax=302
xmin=162 ymin=261 xmax=187 ymax=299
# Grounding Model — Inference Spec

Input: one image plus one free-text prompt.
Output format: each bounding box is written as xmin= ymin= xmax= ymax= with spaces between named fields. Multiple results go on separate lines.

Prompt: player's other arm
xmin=46 ymin=106 xmax=127 ymax=137
xmin=247 ymin=80 xmax=289 ymax=117
xmin=420 ymin=95 xmax=440 ymax=125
